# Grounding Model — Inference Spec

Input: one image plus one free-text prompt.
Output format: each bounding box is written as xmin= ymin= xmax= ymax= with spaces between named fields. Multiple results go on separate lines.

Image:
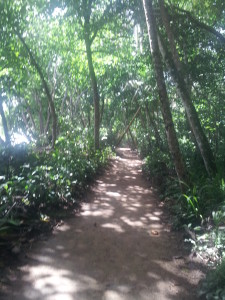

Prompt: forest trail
xmin=3 ymin=148 xmax=205 ymax=300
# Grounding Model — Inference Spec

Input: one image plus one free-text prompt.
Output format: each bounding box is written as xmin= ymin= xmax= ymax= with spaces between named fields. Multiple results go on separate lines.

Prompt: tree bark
xmin=0 ymin=96 xmax=11 ymax=146
xmin=159 ymin=0 xmax=217 ymax=177
xmin=84 ymin=26 xmax=100 ymax=150
xmin=142 ymin=0 xmax=189 ymax=190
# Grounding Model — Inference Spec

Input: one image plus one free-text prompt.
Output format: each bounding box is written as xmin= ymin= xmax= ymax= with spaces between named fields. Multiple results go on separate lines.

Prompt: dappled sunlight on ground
xmin=3 ymin=148 xmax=206 ymax=300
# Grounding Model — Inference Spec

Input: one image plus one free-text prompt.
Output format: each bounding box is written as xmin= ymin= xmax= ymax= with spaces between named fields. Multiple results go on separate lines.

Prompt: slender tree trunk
xmin=44 ymin=105 xmax=51 ymax=136
xmin=84 ymin=29 xmax=100 ymax=150
xmin=80 ymin=110 xmax=86 ymax=129
xmin=35 ymin=93 xmax=44 ymax=135
xmin=142 ymin=0 xmax=189 ymax=190
xmin=21 ymin=110 xmax=34 ymax=139
xmin=61 ymin=90 xmax=68 ymax=114
xmin=159 ymin=0 xmax=217 ymax=177
xmin=16 ymin=31 xmax=57 ymax=148
xmin=26 ymin=105 xmax=36 ymax=133
xmin=145 ymin=102 xmax=163 ymax=149
xmin=0 ymin=96 xmax=11 ymax=146
xmin=117 ymin=107 xmax=141 ymax=147
xmin=69 ymin=96 xmax=74 ymax=120
xmin=128 ymin=128 xmax=137 ymax=149
xmin=100 ymin=98 xmax=105 ymax=125
xmin=0 ymin=136 xmax=5 ymax=145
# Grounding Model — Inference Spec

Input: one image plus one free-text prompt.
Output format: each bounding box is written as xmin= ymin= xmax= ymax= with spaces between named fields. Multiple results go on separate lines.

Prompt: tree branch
xmin=170 ymin=5 xmax=225 ymax=44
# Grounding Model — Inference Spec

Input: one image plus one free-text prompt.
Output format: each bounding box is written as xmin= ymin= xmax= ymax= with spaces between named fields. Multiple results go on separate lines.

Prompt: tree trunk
xmin=117 ymin=107 xmax=141 ymax=147
xmin=16 ymin=31 xmax=57 ymax=148
xmin=159 ymin=0 xmax=217 ymax=177
xmin=44 ymin=105 xmax=51 ymax=136
xmin=0 ymin=136 xmax=5 ymax=145
xmin=84 ymin=29 xmax=100 ymax=150
xmin=172 ymin=5 xmax=225 ymax=44
xmin=26 ymin=104 xmax=37 ymax=134
xmin=100 ymin=97 xmax=105 ymax=125
xmin=21 ymin=109 xmax=35 ymax=139
xmin=35 ymin=93 xmax=44 ymax=135
xmin=145 ymin=102 xmax=163 ymax=149
xmin=128 ymin=128 xmax=137 ymax=149
xmin=0 ymin=96 xmax=11 ymax=146
xmin=142 ymin=0 xmax=189 ymax=190
xmin=61 ymin=89 xmax=68 ymax=114
xmin=80 ymin=110 xmax=86 ymax=129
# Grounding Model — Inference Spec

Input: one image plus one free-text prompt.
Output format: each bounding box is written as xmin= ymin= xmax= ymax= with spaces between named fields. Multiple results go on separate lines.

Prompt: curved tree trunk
xmin=159 ymin=0 xmax=217 ymax=177
xmin=16 ymin=31 xmax=57 ymax=149
xmin=142 ymin=0 xmax=189 ymax=190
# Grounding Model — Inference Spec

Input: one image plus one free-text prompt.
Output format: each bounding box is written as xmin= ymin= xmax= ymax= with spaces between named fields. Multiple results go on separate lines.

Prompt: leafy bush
xmin=199 ymin=259 xmax=225 ymax=300
xmin=142 ymin=143 xmax=225 ymax=300
xmin=0 ymin=134 xmax=113 ymax=250
xmin=142 ymin=151 xmax=173 ymax=189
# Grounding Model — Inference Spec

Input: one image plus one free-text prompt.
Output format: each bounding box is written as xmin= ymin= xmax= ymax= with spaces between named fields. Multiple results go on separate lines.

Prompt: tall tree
xmin=82 ymin=0 xmax=100 ymax=150
xmin=64 ymin=0 xmax=130 ymax=150
xmin=142 ymin=0 xmax=189 ymax=189
xmin=0 ymin=1 xmax=58 ymax=148
xmin=158 ymin=0 xmax=217 ymax=177
xmin=16 ymin=32 xmax=57 ymax=148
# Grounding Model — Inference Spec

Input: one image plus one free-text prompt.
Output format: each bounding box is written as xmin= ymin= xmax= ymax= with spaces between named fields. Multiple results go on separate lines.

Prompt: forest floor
xmin=1 ymin=148 xmax=206 ymax=300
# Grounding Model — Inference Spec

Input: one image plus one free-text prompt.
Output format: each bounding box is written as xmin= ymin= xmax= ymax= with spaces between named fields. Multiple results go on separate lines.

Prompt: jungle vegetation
xmin=0 ymin=0 xmax=225 ymax=297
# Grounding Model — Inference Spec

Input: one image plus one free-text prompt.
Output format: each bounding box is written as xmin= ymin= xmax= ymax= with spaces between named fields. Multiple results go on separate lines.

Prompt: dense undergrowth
xmin=0 ymin=132 xmax=113 ymax=256
xmin=142 ymin=146 xmax=225 ymax=299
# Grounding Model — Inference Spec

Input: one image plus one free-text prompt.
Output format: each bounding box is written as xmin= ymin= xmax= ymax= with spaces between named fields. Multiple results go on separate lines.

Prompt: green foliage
xmin=0 ymin=134 xmax=113 ymax=248
xmin=182 ymin=189 xmax=202 ymax=220
xmin=142 ymin=151 xmax=171 ymax=178
xmin=0 ymin=0 xmax=225 ymax=296
xmin=188 ymin=213 xmax=225 ymax=265
xmin=199 ymin=259 xmax=225 ymax=300
xmin=172 ymin=177 xmax=225 ymax=229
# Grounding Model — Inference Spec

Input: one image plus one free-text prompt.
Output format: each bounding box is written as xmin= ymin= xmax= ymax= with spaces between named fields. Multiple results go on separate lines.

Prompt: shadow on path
xmin=2 ymin=148 xmax=205 ymax=300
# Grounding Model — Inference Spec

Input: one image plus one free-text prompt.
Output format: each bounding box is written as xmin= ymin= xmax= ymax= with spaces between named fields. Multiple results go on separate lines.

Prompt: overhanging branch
xmin=170 ymin=5 xmax=225 ymax=44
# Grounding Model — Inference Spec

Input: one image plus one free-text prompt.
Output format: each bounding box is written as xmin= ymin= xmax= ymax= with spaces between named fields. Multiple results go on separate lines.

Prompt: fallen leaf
xmin=151 ymin=230 xmax=159 ymax=236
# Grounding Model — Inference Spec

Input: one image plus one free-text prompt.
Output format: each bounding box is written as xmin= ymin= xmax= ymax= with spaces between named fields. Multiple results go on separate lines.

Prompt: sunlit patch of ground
xmin=3 ymin=148 xmax=206 ymax=300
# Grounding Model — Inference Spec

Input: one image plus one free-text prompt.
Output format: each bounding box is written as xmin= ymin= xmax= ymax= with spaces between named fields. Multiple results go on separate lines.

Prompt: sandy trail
xmin=3 ymin=148 xmax=204 ymax=300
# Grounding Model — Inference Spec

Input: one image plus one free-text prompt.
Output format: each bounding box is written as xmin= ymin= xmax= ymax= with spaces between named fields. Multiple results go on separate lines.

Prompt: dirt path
xmin=2 ymin=148 xmax=205 ymax=300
